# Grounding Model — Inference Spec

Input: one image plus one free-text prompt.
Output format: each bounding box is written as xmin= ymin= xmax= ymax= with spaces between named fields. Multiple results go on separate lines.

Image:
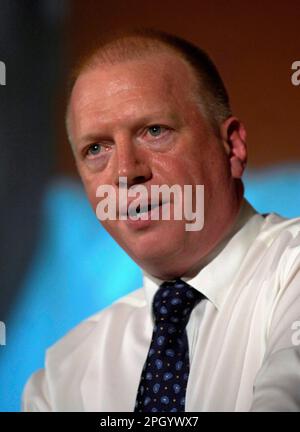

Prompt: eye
xmin=147 ymin=125 xmax=164 ymax=137
xmin=86 ymin=142 xmax=112 ymax=158
xmin=140 ymin=124 xmax=173 ymax=146
xmin=87 ymin=144 xmax=101 ymax=156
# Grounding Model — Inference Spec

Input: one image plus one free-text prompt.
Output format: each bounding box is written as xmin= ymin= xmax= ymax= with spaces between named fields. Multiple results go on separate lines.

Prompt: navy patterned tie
xmin=134 ymin=278 xmax=205 ymax=412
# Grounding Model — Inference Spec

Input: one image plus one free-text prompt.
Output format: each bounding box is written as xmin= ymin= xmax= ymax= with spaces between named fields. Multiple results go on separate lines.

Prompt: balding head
xmin=66 ymin=29 xmax=231 ymax=145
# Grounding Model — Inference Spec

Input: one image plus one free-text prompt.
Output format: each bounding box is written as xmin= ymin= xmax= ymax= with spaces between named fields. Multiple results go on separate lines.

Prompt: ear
xmin=220 ymin=116 xmax=247 ymax=178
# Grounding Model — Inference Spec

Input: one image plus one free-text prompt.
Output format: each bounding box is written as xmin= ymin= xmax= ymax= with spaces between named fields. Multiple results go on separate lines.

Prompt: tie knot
xmin=152 ymin=279 xmax=204 ymax=327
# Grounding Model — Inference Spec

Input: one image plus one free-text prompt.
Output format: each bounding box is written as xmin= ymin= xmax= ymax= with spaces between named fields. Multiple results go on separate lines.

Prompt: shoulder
xmin=47 ymin=286 xmax=147 ymax=361
xmin=252 ymin=214 xmax=300 ymax=357
xmin=259 ymin=212 xmax=300 ymax=240
xmin=257 ymin=213 xmax=300 ymax=276
xmin=22 ymin=287 xmax=147 ymax=411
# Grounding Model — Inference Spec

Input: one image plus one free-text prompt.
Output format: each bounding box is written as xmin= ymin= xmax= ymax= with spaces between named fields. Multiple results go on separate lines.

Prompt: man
xmin=22 ymin=29 xmax=300 ymax=411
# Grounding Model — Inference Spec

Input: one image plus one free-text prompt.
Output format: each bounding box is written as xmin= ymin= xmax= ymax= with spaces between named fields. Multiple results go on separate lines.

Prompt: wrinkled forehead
xmin=66 ymin=52 xmax=204 ymax=148
xmin=70 ymin=52 xmax=198 ymax=112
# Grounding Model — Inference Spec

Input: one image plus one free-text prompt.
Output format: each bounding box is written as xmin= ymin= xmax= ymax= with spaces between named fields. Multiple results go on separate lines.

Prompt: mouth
xmin=127 ymin=202 xmax=161 ymax=218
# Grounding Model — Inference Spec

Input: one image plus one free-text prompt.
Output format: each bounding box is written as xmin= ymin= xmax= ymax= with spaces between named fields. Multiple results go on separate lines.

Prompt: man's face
xmin=68 ymin=52 xmax=243 ymax=279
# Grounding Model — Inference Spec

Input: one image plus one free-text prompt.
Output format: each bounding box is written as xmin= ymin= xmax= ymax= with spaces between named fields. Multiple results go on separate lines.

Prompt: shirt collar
xmin=143 ymin=199 xmax=265 ymax=311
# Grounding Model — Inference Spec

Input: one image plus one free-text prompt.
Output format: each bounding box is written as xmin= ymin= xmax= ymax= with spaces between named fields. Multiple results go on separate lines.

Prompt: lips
xmin=118 ymin=197 xmax=168 ymax=219
xmin=127 ymin=202 xmax=161 ymax=218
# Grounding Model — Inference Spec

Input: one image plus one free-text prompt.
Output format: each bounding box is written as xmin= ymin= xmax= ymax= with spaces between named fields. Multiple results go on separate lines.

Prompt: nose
xmin=112 ymin=135 xmax=152 ymax=188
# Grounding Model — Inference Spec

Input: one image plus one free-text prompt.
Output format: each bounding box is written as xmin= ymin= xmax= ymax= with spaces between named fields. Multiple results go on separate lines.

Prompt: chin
xmin=128 ymin=236 xmax=183 ymax=268
xmin=108 ymin=219 xmax=187 ymax=262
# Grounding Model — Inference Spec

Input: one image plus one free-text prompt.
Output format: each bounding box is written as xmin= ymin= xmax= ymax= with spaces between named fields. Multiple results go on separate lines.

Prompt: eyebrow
xmin=79 ymin=133 xmax=105 ymax=145
xmin=76 ymin=111 xmax=181 ymax=149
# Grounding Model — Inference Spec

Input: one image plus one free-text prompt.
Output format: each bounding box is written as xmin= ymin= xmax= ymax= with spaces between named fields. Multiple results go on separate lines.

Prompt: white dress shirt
xmin=22 ymin=199 xmax=300 ymax=411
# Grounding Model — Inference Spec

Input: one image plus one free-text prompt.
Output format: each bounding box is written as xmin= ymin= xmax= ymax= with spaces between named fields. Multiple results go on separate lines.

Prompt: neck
xmin=144 ymin=197 xmax=250 ymax=281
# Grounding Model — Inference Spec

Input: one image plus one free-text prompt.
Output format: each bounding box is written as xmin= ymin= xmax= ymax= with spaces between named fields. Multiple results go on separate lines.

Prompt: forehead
xmin=69 ymin=52 xmax=199 ymax=137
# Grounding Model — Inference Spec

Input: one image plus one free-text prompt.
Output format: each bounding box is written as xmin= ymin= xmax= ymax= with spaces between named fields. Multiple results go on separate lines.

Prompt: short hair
xmin=66 ymin=28 xmax=232 ymax=141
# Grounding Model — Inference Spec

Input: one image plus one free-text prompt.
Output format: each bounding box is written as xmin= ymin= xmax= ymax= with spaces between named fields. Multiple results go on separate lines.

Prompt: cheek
xmin=152 ymin=153 xmax=195 ymax=187
xmin=152 ymin=134 xmax=209 ymax=185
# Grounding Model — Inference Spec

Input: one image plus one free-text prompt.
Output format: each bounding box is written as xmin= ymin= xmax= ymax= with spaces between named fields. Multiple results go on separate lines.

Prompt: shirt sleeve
xmin=22 ymin=369 xmax=52 ymax=412
xmin=250 ymin=254 xmax=300 ymax=411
